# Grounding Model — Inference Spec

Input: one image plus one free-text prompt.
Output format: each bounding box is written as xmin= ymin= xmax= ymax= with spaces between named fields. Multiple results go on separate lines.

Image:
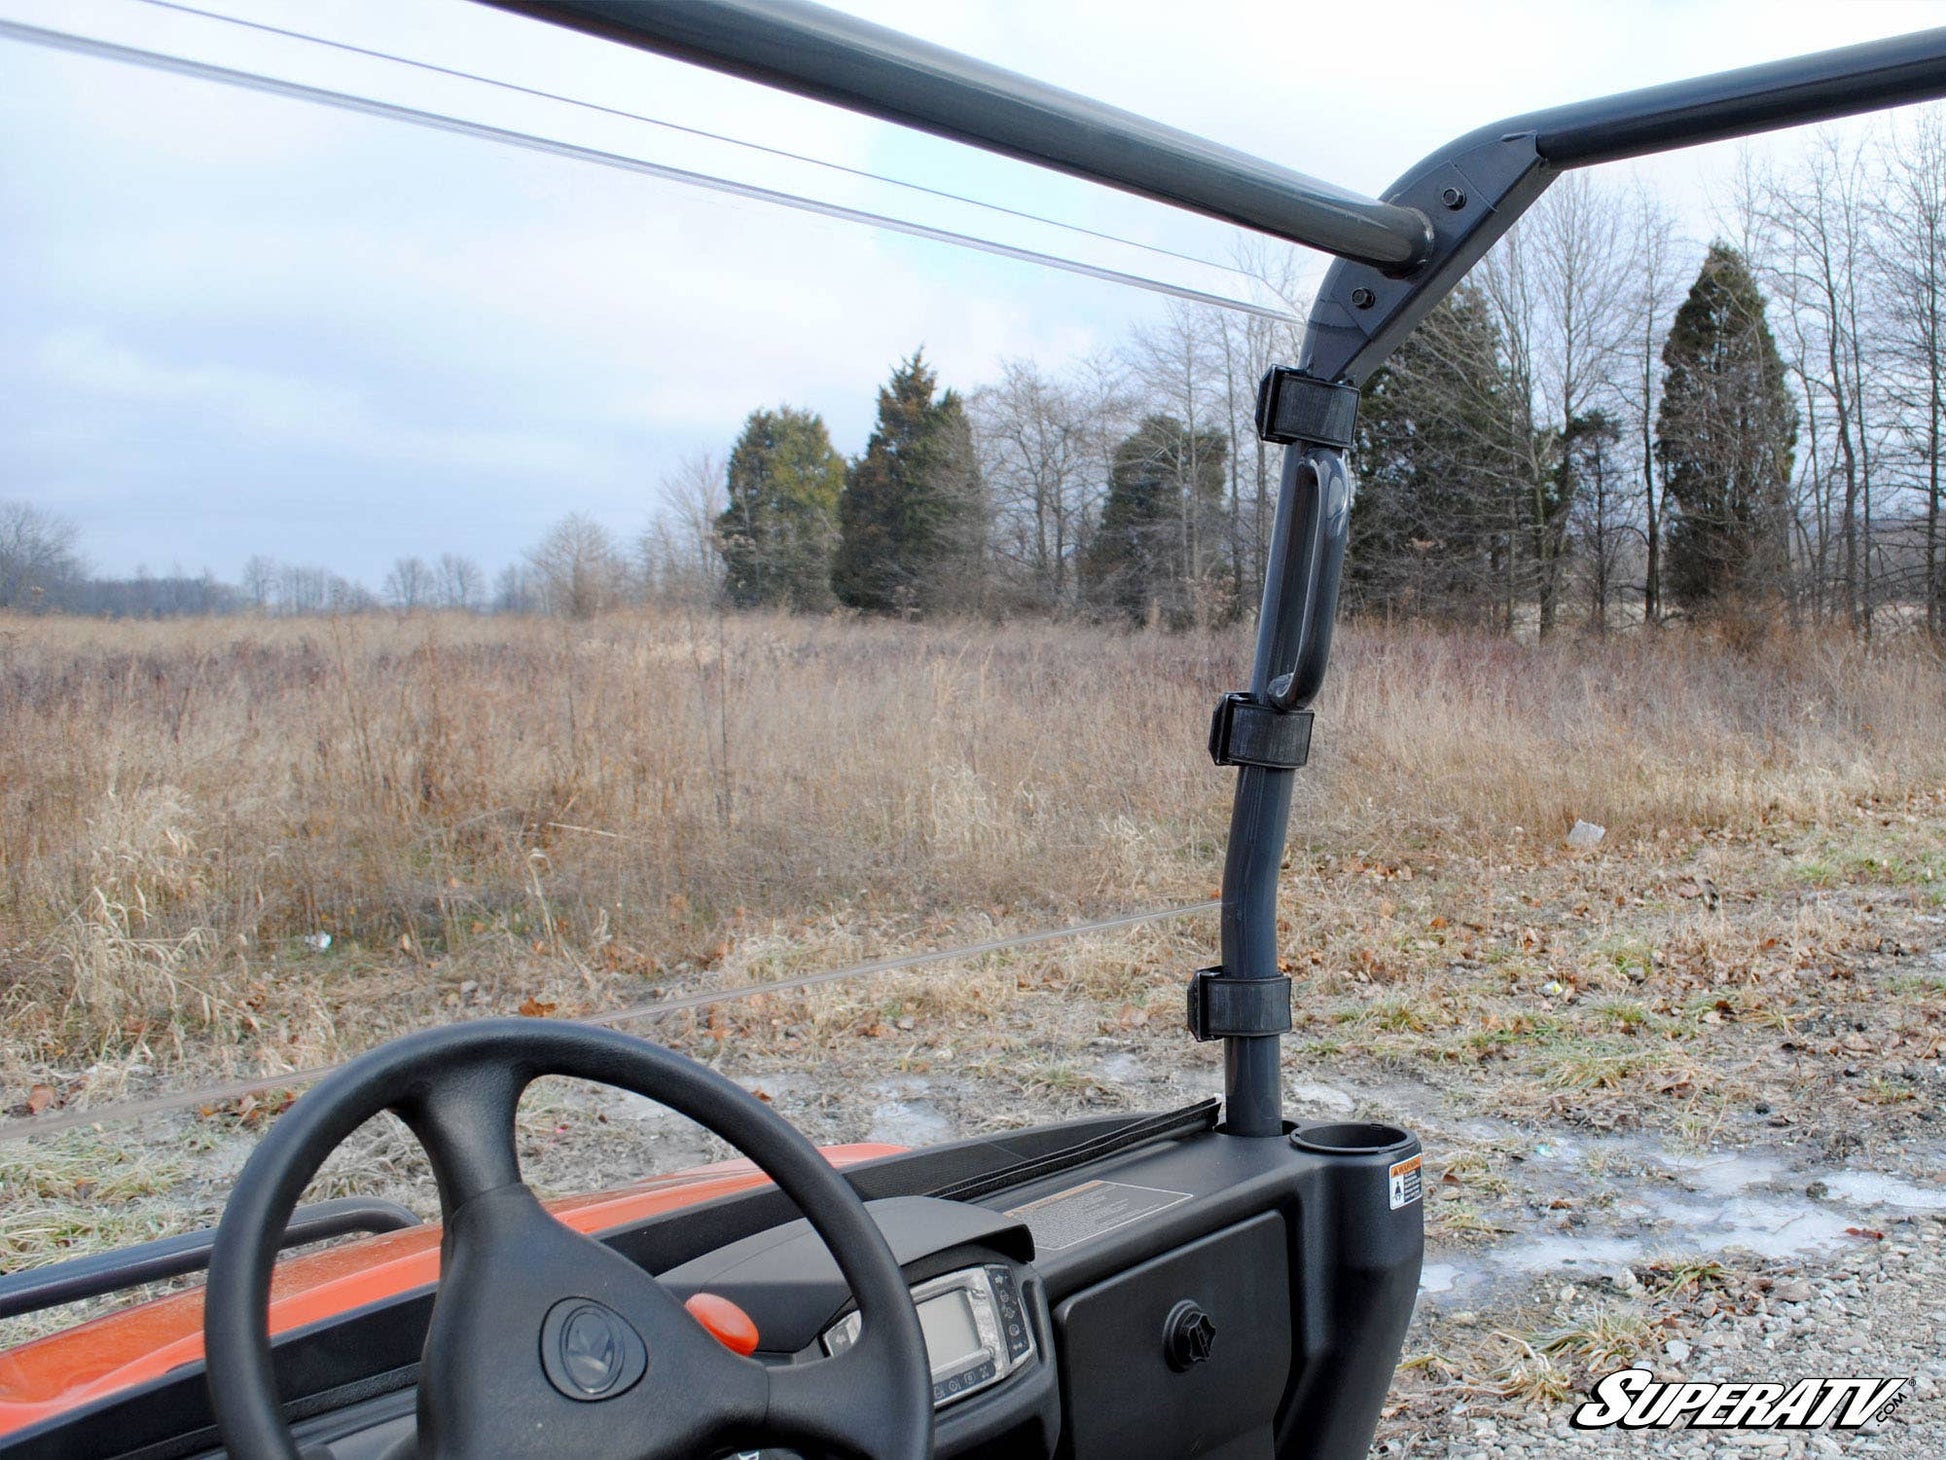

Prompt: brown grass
xmin=2 ymin=611 xmax=1944 ymax=1096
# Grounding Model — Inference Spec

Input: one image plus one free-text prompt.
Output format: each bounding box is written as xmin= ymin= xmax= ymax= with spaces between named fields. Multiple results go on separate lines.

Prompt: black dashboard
xmin=4 ymin=1106 xmax=1423 ymax=1460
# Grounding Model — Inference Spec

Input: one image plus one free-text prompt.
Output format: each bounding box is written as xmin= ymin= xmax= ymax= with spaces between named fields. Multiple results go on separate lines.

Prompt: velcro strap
xmin=1255 ymin=367 xmax=1359 ymax=448
xmin=1209 ymin=693 xmax=1312 ymax=770
xmin=1186 ymin=970 xmax=1293 ymax=1042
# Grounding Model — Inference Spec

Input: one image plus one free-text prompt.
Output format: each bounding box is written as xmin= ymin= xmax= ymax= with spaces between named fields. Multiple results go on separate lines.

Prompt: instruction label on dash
xmin=1003 ymin=1178 xmax=1193 ymax=1251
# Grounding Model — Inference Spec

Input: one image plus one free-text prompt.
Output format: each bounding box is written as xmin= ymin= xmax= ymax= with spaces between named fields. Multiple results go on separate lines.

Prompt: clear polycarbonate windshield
xmin=5 ymin=3 xmax=1946 ymax=1420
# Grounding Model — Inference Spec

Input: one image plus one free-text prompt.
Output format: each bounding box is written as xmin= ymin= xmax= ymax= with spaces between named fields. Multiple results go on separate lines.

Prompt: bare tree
xmin=0 ymin=500 xmax=83 ymax=610
xmin=972 ymin=356 xmax=1126 ymax=611
xmin=1227 ymin=238 xmax=1311 ymax=607
xmin=493 ymin=563 xmax=540 ymax=614
xmin=527 ymin=513 xmax=628 ymax=619
xmin=1125 ymin=303 xmax=1235 ymax=624
xmin=383 ymin=555 xmax=435 ymax=612
xmin=643 ymin=453 xmax=725 ymax=606
xmin=270 ymin=564 xmax=373 ymax=615
xmin=276 ymin=563 xmax=328 ymax=615
xmin=1619 ymin=188 xmax=1687 ymax=625
xmin=435 ymin=552 xmax=485 ymax=611
xmin=1871 ymin=110 xmax=1946 ymax=635
xmin=1756 ymin=132 xmax=1883 ymax=628
xmin=327 ymin=574 xmax=377 ymax=614
xmin=1482 ymin=172 xmax=1639 ymax=636
xmin=241 ymin=554 xmax=278 ymax=612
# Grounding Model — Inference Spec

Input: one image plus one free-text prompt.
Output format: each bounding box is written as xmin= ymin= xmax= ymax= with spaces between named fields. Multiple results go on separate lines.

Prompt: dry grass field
xmin=0 ymin=609 xmax=1235 ymax=1092
xmin=5 ymin=608 xmax=1946 ymax=1438
xmin=5 ymin=609 xmax=1941 ymax=1097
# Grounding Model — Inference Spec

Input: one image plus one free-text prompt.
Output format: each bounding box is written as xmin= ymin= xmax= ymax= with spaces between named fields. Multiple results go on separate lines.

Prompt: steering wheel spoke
xmin=416 ymin=1182 xmax=767 ymax=1460
xmin=764 ymin=1335 xmax=921 ymax=1459
xmin=392 ymin=1056 xmax=528 ymax=1214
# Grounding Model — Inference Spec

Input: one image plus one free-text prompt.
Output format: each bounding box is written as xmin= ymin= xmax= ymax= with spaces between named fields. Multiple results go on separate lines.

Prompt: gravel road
xmin=1383 ymin=1219 xmax=1944 ymax=1457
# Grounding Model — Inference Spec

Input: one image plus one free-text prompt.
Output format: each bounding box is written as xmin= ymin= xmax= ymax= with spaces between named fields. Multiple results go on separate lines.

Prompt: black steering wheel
xmin=203 ymin=1020 xmax=935 ymax=1459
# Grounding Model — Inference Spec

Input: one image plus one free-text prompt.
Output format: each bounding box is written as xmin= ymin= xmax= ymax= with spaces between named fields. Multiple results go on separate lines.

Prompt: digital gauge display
xmin=820 ymin=1265 xmax=1034 ymax=1409
xmin=916 ymin=1290 xmax=982 ymax=1369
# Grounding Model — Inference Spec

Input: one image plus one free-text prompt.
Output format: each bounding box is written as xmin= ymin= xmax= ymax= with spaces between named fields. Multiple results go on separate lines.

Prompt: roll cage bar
xmin=488 ymin=0 xmax=1946 ymax=1136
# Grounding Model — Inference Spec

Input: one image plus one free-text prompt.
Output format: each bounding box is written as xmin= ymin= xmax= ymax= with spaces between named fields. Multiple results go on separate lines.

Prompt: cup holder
xmin=1290 ymin=1121 xmax=1414 ymax=1157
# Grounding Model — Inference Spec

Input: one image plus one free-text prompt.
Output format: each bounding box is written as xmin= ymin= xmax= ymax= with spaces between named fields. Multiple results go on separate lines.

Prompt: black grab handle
xmin=0 ymin=1195 xmax=421 ymax=1322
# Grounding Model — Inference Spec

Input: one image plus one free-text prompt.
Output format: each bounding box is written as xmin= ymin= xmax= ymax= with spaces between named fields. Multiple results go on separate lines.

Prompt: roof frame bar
xmin=1301 ymin=23 xmax=1946 ymax=388
xmin=479 ymin=0 xmax=1437 ymax=272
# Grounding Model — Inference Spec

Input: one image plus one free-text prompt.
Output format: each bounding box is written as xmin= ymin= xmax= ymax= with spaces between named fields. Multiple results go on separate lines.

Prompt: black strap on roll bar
xmin=0 ymin=1197 xmax=422 ymax=1321
xmin=1209 ymin=694 xmax=1311 ymax=772
xmin=1186 ymin=970 xmax=1292 ymax=1044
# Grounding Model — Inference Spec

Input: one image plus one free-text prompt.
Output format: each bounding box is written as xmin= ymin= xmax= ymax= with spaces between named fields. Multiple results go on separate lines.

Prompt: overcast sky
xmin=5 ymin=0 xmax=1946 ymax=584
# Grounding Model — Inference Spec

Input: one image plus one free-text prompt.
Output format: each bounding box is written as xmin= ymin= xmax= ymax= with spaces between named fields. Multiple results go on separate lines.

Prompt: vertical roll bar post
xmin=1212 ymin=441 xmax=1352 ymax=1135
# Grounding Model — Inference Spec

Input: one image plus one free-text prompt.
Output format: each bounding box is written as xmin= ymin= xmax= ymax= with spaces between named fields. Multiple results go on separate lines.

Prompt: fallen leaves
xmin=1673 ymin=877 xmax=1724 ymax=910
xmin=8 ymin=1080 xmax=80 ymax=1119
xmin=196 ymin=1090 xmax=297 ymax=1127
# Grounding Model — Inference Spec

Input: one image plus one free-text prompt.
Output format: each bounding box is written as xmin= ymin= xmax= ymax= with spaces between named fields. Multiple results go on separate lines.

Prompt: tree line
xmin=1342 ymin=123 xmax=1946 ymax=639
xmin=0 ymin=500 xmax=633 ymax=621
xmin=703 ymin=322 xmax=1288 ymax=629
xmin=8 ymin=114 xmax=1946 ymax=634
xmin=685 ymin=117 xmax=1946 ymax=638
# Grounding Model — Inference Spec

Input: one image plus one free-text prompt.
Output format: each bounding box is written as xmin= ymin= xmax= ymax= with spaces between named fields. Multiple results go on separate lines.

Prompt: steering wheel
xmin=203 ymin=1020 xmax=935 ymax=1459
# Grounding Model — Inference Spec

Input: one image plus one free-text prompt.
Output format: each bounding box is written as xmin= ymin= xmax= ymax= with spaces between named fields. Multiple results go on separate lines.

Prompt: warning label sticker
xmin=1388 ymin=1153 xmax=1423 ymax=1210
xmin=1003 ymin=1178 xmax=1193 ymax=1252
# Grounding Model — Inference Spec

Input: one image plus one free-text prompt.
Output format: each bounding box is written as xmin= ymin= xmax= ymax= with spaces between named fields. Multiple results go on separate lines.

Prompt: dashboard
xmin=9 ymin=1107 xmax=1424 ymax=1460
xmin=653 ymin=1196 xmax=1062 ymax=1457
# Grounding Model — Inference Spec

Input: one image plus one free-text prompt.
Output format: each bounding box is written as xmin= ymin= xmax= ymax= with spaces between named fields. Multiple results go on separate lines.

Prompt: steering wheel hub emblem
xmin=540 ymin=1298 xmax=649 ymax=1401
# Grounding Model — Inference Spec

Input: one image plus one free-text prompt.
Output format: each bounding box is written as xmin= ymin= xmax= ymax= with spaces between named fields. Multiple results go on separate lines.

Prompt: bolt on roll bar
xmin=1302 ymin=25 xmax=1946 ymax=390
xmin=482 ymin=0 xmax=1946 ymax=1136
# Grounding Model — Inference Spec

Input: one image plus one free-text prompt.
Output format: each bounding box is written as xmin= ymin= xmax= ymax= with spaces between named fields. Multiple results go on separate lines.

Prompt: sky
xmin=5 ymin=0 xmax=1946 ymax=584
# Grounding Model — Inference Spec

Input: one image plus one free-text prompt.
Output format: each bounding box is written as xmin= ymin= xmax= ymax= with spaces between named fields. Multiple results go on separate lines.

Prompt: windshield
xmin=1 ymin=0 xmax=1297 ymax=1350
xmin=6 ymin=6 xmax=1946 ymax=1451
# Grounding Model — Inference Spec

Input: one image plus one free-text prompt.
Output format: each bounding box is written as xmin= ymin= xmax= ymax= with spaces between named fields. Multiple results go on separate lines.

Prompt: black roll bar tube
xmin=478 ymin=1 xmax=1946 ymax=1136
xmin=1240 ymin=25 xmax=1946 ymax=1133
xmin=476 ymin=0 xmax=1435 ymax=272
xmin=1301 ymin=25 xmax=1946 ymax=390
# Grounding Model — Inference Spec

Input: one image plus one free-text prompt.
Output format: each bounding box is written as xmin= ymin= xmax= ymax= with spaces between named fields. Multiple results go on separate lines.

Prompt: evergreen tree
xmin=1082 ymin=414 xmax=1228 ymax=626
xmin=1564 ymin=409 xmax=1627 ymax=632
xmin=716 ymin=406 xmax=845 ymax=611
xmin=1350 ymin=287 xmax=1524 ymax=626
xmin=1655 ymin=243 xmax=1798 ymax=612
xmin=832 ymin=351 xmax=987 ymax=614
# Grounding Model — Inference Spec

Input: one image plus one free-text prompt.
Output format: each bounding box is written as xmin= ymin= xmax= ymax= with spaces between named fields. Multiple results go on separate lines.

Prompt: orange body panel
xmin=0 ymin=1143 xmax=902 ymax=1439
